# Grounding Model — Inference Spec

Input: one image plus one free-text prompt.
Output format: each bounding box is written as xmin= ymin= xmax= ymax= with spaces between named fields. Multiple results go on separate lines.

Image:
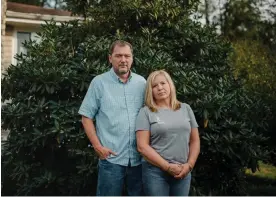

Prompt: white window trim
xmin=12 ymin=30 xmax=17 ymax=65
xmin=12 ymin=31 xmax=39 ymax=65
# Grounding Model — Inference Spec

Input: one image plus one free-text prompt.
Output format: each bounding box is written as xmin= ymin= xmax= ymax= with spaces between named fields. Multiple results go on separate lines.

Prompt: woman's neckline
xmin=157 ymin=107 xmax=172 ymax=110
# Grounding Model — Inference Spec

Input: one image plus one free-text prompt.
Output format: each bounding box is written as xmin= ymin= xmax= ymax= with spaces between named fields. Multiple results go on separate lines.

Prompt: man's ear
xmin=108 ymin=54 xmax=112 ymax=63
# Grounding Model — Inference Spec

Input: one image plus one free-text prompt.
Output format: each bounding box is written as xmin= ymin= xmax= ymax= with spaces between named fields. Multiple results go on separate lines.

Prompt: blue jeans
xmin=142 ymin=162 xmax=191 ymax=196
xmin=96 ymin=159 xmax=143 ymax=196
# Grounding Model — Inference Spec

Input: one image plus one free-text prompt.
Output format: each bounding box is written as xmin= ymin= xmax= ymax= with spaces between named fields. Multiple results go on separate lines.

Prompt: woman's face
xmin=152 ymin=74 xmax=171 ymax=102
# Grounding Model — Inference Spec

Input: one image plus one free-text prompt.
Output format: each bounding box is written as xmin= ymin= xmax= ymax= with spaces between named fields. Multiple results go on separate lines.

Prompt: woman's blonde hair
xmin=145 ymin=70 xmax=181 ymax=112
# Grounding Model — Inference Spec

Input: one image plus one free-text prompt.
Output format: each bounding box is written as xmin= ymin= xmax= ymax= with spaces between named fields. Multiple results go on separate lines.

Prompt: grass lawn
xmin=245 ymin=162 xmax=276 ymax=196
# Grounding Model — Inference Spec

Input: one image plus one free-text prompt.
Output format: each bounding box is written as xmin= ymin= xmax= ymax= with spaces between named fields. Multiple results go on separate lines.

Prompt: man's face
xmin=109 ymin=45 xmax=133 ymax=76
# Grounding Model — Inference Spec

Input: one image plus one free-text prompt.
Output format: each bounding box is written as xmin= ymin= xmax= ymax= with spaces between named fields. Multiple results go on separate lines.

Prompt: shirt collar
xmin=109 ymin=68 xmax=133 ymax=84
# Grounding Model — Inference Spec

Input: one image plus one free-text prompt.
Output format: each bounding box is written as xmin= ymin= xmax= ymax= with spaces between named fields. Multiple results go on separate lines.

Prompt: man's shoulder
xmin=91 ymin=71 xmax=110 ymax=83
xmin=131 ymin=72 xmax=146 ymax=82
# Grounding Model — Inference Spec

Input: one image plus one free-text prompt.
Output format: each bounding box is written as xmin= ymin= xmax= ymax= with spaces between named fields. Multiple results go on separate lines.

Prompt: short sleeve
xmin=187 ymin=104 xmax=198 ymax=128
xmin=135 ymin=107 xmax=150 ymax=132
xmin=78 ymin=77 xmax=101 ymax=119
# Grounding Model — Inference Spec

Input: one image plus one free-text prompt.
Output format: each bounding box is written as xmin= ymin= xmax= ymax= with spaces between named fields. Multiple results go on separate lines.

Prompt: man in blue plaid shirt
xmin=79 ymin=40 xmax=146 ymax=196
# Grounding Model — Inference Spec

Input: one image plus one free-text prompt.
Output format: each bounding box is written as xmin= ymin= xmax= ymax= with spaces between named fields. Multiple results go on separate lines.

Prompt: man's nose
xmin=121 ymin=56 xmax=126 ymax=62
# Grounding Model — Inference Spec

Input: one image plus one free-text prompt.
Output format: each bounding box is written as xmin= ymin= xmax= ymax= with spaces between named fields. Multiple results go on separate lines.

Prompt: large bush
xmin=1 ymin=0 xmax=269 ymax=195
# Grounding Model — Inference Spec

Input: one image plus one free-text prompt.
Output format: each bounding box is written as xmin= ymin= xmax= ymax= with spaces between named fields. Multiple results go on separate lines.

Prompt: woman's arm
xmin=174 ymin=127 xmax=200 ymax=179
xmin=136 ymin=130 xmax=182 ymax=174
xmin=137 ymin=130 xmax=169 ymax=170
xmin=187 ymin=127 xmax=200 ymax=169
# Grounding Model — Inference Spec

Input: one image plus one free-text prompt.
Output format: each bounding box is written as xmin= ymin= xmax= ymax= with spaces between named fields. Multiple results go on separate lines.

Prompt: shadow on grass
xmin=245 ymin=174 xmax=276 ymax=196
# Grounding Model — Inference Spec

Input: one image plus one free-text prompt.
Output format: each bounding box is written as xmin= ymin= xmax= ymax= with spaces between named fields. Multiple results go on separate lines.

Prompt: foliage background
xmin=2 ymin=0 xmax=275 ymax=195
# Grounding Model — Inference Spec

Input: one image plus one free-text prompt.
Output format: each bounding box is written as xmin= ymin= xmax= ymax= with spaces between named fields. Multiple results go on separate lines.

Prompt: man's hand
xmin=167 ymin=163 xmax=183 ymax=176
xmin=174 ymin=163 xmax=190 ymax=179
xmin=94 ymin=145 xmax=117 ymax=160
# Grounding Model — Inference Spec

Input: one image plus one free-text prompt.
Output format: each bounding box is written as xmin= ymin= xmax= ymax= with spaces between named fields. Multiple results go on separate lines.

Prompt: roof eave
xmin=6 ymin=10 xmax=83 ymax=26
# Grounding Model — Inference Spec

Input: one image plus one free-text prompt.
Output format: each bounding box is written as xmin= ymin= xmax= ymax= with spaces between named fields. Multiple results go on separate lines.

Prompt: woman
xmin=135 ymin=70 xmax=200 ymax=196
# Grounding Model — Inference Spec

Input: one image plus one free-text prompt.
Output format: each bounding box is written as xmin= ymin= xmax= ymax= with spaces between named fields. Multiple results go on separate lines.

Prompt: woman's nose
xmin=157 ymin=84 xmax=162 ymax=90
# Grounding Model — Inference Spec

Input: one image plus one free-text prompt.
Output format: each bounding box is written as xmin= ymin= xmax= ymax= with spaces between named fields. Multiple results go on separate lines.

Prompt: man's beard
xmin=119 ymin=69 xmax=128 ymax=75
xmin=118 ymin=64 xmax=129 ymax=75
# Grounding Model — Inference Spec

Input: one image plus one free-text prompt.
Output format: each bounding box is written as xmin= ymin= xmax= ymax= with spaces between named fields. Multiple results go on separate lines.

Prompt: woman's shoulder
xmin=139 ymin=105 xmax=150 ymax=113
xmin=137 ymin=106 xmax=153 ymax=120
xmin=140 ymin=105 xmax=150 ymax=112
xmin=139 ymin=105 xmax=157 ymax=116
xmin=180 ymin=102 xmax=192 ymax=111
xmin=180 ymin=102 xmax=190 ymax=108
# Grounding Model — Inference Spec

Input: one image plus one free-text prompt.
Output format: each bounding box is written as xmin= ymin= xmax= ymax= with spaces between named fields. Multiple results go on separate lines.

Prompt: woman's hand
xmin=174 ymin=163 xmax=191 ymax=179
xmin=167 ymin=163 xmax=183 ymax=176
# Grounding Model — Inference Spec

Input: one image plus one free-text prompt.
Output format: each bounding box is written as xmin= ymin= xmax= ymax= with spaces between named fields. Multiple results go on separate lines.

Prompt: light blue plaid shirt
xmin=78 ymin=68 xmax=146 ymax=166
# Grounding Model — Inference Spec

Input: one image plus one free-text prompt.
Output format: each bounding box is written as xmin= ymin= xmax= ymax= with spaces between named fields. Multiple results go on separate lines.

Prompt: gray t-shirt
xmin=135 ymin=103 xmax=198 ymax=164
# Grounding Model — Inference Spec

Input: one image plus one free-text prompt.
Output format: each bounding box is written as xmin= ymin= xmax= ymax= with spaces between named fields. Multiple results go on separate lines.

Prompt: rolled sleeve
xmin=78 ymin=77 xmax=101 ymax=119
xmin=187 ymin=104 xmax=198 ymax=128
xmin=135 ymin=107 xmax=150 ymax=132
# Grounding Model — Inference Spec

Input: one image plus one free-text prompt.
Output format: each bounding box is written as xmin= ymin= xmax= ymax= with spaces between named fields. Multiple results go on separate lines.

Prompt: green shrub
xmin=1 ymin=1 xmax=270 ymax=195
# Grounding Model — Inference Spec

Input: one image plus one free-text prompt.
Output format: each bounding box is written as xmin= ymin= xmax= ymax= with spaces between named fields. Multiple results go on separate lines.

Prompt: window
xmin=13 ymin=31 xmax=41 ymax=65
xmin=17 ymin=32 xmax=31 ymax=55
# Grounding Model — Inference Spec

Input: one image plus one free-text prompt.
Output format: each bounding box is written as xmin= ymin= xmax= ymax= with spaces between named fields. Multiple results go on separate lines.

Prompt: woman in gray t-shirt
xmin=135 ymin=70 xmax=200 ymax=196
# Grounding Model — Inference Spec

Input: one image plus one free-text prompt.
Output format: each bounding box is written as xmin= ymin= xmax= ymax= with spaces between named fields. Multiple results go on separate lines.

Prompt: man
xmin=78 ymin=40 xmax=146 ymax=196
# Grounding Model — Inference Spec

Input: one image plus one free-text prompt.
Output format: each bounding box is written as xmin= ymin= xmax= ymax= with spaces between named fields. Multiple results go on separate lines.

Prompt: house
xmin=1 ymin=0 xmax=82 ymax=72
xmin=1 ymin=1 xmax=82 ymax=141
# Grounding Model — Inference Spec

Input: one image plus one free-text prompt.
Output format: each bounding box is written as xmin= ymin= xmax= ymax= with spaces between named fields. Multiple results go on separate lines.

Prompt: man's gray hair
xmin=109 ymin=40 xmax=133 ymax=54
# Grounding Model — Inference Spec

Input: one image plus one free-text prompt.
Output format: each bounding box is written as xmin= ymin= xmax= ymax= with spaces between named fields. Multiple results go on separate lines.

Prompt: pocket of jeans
xmin=99 ymin=159 xmax=113 ymax=170
xmin=99 ymin=159 xmax=109 ymax=165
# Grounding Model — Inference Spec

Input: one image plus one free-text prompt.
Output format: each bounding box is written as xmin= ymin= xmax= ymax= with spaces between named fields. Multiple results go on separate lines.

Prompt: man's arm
xmin=82 ymin=116 xmax=116 ymax=159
